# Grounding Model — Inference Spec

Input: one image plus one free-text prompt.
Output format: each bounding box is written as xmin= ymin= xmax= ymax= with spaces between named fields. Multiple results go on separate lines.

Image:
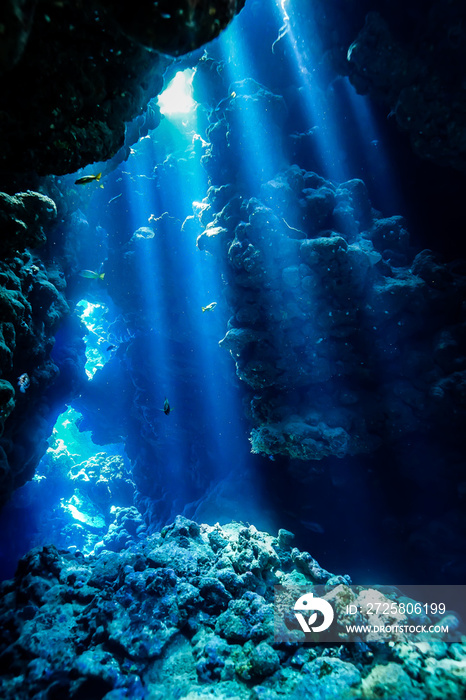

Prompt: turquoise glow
xmin=76 ymin=299 xmax=111 ymax=379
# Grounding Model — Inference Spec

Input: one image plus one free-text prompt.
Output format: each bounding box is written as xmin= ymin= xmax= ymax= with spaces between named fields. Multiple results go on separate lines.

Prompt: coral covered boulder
xmin=0 ymin=191 xmax=56 ymax=256
xmin=0 ymin=517 xmax=463 ymax=699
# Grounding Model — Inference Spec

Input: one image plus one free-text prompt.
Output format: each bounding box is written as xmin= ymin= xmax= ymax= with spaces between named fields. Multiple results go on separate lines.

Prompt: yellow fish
xmin=75 ymin=172 xmax=102 ymax=185
xmin=79 ymin=270 xmax=105 ymax=280
xmin=202 ymin=302 xmax=217 ymax=313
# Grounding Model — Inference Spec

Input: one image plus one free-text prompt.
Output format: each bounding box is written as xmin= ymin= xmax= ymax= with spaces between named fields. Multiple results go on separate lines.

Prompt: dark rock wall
xmin=0 ymin=190 xmax=87 ymax=507
xmin=345 ymin=6 xmax=466 ymax=172
xmin=0 ymin=0 xmax=245 ymax=182
xmin=283 ymin=0 xmax=466 ymax=173
xmin=0 ymin=2 xmax=164 ymax=179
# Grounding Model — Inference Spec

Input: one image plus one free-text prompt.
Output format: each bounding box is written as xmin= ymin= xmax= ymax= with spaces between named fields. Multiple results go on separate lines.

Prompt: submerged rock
xmin=0 ymin=188 xmax=88 ymax=507
xmin=0 ymin=0 xmax=245 ymax=180
xmin=195 ymin=156 xmax=466 ymax=464
xmin=0 ymin=253 xmax=77 ymax=505
xmin=0 ymin=191 xmax=56 ymax=256
xmin=0 ymin=517 xmax=463 ymax=699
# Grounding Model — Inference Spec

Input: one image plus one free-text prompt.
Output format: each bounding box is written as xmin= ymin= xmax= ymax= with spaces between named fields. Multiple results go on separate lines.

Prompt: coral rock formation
xmin=0 ymin=191 xmax=86 ymax=506
xmin=0 ymin=517 xmax=463 ymax=699
xmin=196 ymin=161 xmax=466 ymax=462
xmin=0 ymin=191 xmax=56 ymax=257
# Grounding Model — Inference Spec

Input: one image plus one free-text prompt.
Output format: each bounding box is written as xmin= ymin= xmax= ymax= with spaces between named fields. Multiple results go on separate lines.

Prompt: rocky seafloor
xmin=0 ymin=516 xmax=465 ymax=700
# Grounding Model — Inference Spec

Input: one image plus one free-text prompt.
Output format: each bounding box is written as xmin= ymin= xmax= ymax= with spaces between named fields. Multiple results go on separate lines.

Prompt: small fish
xmin=17 ymin=373 xmax=30 ymax=393
xmin=74 ymin=172 xmax=102 ymax=185
xmin=162 ymin=397 xmax=173 ymax=415
xmin=106 ymin=345 xmax=116 ymax=352
xmin=79 ymin=270 xmax=105 ymax=281
xmin=108 ymin=193 xmax=122 ymax=205
xmin=202 ymin=302 xmax=217 ymax=313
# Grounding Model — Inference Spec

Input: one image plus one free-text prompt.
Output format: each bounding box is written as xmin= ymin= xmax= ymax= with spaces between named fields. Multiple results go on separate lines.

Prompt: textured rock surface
xmin=98 ymin=0 xmax=246 ymax=56
xmin=0 ymin=190 xmax=57 ymax=256
xmin=0 ymin=0 xmax=245 ymax=180
xmin=0 ymin=191 xmax=86 ymax=506
xmin=196 ymin=155 xmax=466 ymax=462
xmin=0 ymin=516 xmax=463 ymax=699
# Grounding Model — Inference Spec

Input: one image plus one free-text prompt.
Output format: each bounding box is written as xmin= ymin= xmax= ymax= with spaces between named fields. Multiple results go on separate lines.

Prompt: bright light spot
xmin=158 ymin=69 xmax=196 ymax=116
xmin=76 ymin=299 xmax=110 ymax=378
xmin=60 ymin=496 xmax=106 ymax=529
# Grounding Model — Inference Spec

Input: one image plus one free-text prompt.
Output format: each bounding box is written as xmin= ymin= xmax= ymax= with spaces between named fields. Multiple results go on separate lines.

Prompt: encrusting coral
xmin=0 ymin=516 xmax=463 ymax=699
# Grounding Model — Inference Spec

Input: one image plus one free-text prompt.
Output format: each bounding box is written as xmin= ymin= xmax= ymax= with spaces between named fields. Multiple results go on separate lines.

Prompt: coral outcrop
xmin=0 ymin=517 xmax=463 ymax=699
xmin=0 ymin=190 xmax=86 ymax=506
xmin=196 ymin=158 xmax=466 ymax=462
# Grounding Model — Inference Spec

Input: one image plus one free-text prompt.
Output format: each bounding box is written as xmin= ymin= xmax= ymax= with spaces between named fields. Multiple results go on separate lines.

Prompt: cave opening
xmin=157 ymin=68 xmax=197 ymax=116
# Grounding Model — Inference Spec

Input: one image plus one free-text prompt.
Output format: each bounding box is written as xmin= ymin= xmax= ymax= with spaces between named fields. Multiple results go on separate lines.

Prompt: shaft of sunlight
xmin=272 ymin=0 xmax=348 ymax=183
xmin=338 ymin=78 xmax=401 ymax=213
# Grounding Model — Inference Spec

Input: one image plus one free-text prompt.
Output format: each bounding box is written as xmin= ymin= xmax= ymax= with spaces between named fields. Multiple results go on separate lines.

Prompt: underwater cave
xmin=0 ymin=0 xmax=466 ymax=697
